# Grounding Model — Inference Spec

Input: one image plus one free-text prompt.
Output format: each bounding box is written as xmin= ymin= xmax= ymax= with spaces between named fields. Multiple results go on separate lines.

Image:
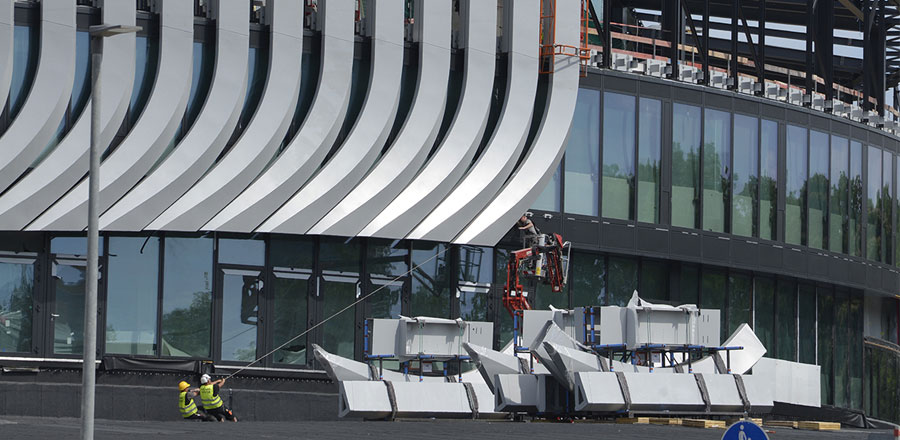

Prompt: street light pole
xmin=82 ymin=23 xmax=141 ymax=440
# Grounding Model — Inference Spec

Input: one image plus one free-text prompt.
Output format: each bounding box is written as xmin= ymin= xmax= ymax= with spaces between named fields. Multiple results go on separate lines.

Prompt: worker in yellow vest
xmin=199 ymin=374 xmax=238 ymax=422
xmin=178 ymin=381 xmax=215 ymax=421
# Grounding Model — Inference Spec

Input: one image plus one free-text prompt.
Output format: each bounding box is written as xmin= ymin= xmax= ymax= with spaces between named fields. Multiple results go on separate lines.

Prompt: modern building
xmin=0 ymin=0 xmax=899 ymax=424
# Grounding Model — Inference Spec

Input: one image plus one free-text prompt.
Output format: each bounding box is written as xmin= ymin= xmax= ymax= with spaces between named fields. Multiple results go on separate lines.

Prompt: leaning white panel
xmin=0 ymin=0 xmax=75 ymax=193
xmin=356 ymin=0 xmax=496 ymax=238
xmin=28 ymin=0 xmax=194 ymax=231
xmin=0 ymin=1 xmax=135 ymax=230
xmin=100 ymin=0 xmax=249 ymax=231
xmin=454 ymin=0 xmax=581 ymax=246
xmin=203 ymin=0 xmax=355 ymax=233
xmin=409 ymin=0 xmax=539 ymax=242
xmin=303 ymin=0 xmax=451 ymax=237
xmin=0 ymin=0 xmax=12 ymax=110
xmin=147 ymin=0 xmax=303 ymax=231
xmin=244 ymin=0 xmax=403 ymax=234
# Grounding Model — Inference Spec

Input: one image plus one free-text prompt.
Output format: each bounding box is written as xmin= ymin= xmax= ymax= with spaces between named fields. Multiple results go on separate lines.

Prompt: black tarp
xmin=102 ymin=356 xmax=201 ymax=373
xmin=768 ymin=402 xmax=899 ymax=429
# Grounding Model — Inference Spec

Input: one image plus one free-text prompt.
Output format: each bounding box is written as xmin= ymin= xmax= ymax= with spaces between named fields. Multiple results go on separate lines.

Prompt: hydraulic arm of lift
xmin=502 ymin=230 xmax=572 ymax=317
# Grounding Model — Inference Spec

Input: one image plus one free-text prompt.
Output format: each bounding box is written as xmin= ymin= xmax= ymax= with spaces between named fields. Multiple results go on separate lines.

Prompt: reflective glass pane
xmin=411 ymin=242 xmax=449 ymax=317
xmin=494 ymin=248 xmax=514 ymax=347
xmin=532 ymin=164 xmax=561 ymax=211
xmin=702 ymin=109 xmax=731 ymax=232
xmin=776 ymin=279 xmax=797 ymax=361
xmin=760 ymin=120 xmax=778 ymax=240
xmin=564 ymin=89 xmax=600 ymax=216
xmin=602 ymin=92 xmax=635 ymax=220
xmin=786 ymin=125 xmax=808 ymax=245
xmin=798 ymin=284 xmax=816 ymax=364
xmin=272 ymin=274 xmax=308 ymax=365
xmin=808 ymin=131 xmax=829 ymax=249
xmin=672 ymin=103 xmax=701 ymax=228
xmin=883 ymin=151 xmax=893 ymax=265
xmin=161 ymin=237 xmax=212 ymax=357
xmin=849 ymin=142 xmax=864 ymax=256
xmin=0 ymin=259 xmax=33 ymax=353
xmin=849 ymin=295 xmax=863 ymax=410
xmin=70 ymin=31 xmax=91 ymax=116
xmin=834 ymin=290 xmax=850 ymax=407
xmin=106 ymin=237 xmax=158 ymax=356
xmin=829 ymin=136 xmax=849 ymax=253
xmin=679 ymin=264 xmax=699 ymax=305
xmin=607 ymin=257 xmax=637 ymax=306
xmin=639 ymin=260 xmax=667 ymax=302
xmin=458 ymin=246 xmax=492 ymax=285
xmin=571 ymin=252 xmax=605 ymax=307
xmin=868 ymin=146 xmax=882 ymax=261
xmin=459 ymin=287 xmax=488 ymax=322
xmin=728 ymin=273 xmax=751 ymax=337
xmin=701 ymin=269 xmax=726 ymax=341
xmin=320 ymin=237 xmax=360 ymax=274
xmin=9 ymin=24 xmax=38 ymax=119
xmin=732 ymin=114 xmax=758 ymax=237
xmin=754 ymin=277 xmax=775 ymax=356
xmin=637 ymin=98 xmax=661 ymax=223
xmin=127 ymin=34 xmax=157 ymax=126
xmin=50 ymin=236 xmax=104 ymax=256
xmin=322 ymin=278 xmax=356 ymax=359
xmin=817 ymin=287 xmax=834 ymax=405
xmin=53 ymin=262 xmax=86 ymax=355
xmin=369 ymin=281 xmax=402 ymax=319
xmin=270 ymin=237 xmax=314 ymax=269
xmin=220 ymin=270 xmax=260 ymax=361
xmin=367 ymin=239 xmax=408 ymax=278
xmin=218 ymin=237 xmax=265 ymax=267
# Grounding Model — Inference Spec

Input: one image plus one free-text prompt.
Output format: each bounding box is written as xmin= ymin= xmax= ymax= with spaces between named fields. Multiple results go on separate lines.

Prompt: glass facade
xmin=0 ymin=257 xmax=33 ymax=353
xmin=732 ymin=115 xmax=758 ymax=237
xmin=564 ymin=89 xmax=600 ymax=216
xmin=868 ymin=146 xmax=883 ymax=261
xmin=637 ymin=98 xmax=662 ymax=223
xmin=702 ymin=109 xmax=731 ymax=232
xmin=808 ymin=131 xmax=829 ymax=249
xmin=161 ymin=236 xmax=213 ymax=357
xmin=830 ymin=136 xmax=850 ymax=253
xmin=786 ymin=125 xmax=808 ymax=245
xmin=672 ymin=103 xmax=702 ymax=228
xmin=106 ymin=237 xmax=159 ymax=356
xmin=760 ymin=120 xmax=778 ymax=240
xmin=602 ymin=92 xmax=635 ymax=220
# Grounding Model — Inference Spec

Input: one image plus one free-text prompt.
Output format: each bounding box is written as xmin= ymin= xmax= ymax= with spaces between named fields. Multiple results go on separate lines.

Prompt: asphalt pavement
xmin=0 ymin=416 xmax=895 ymax=439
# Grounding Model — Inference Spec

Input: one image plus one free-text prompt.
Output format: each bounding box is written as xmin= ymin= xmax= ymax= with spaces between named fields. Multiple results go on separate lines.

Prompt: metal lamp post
xmin=82 ymin=23 xmax=141 ymax=440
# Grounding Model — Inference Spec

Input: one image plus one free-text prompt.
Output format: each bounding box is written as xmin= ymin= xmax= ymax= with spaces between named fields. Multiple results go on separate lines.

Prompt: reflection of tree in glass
xmin=162 ymin=291 xmax=211 ymax=357
xmin=411 ymin=243 xmax=449 ymax=317
xmin=273 ymin=278 xmax=307 ymax=364
xmin=0 ymin=265 xmax=33 ymax=352
xmin=367 ymin=241 xmax=406 ymax=319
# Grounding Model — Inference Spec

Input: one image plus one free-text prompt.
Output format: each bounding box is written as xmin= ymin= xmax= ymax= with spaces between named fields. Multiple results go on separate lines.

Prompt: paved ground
xmin=0 ymin=416 xmax=896 ymax=440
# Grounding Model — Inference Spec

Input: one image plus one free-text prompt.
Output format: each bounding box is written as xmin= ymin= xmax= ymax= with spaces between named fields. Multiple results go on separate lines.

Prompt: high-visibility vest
xmin=199 ymin=384 xmax=223 ymax=410
xmin=179 ymin=391 xmax=198 ymax=418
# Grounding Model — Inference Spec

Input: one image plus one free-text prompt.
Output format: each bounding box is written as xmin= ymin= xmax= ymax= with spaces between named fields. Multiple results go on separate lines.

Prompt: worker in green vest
xmin=199 ymin=374 xmax=238 ymax=422
xmin=178 ymin=381 xmax=215 ymax=421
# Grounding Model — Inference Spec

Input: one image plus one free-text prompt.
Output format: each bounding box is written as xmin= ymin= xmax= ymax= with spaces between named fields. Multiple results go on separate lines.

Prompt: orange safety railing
xmin=539 ymin=0 xmax=591 ymax=77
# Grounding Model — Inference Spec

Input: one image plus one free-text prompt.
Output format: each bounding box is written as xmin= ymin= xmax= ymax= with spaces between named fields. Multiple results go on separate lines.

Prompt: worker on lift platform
xmin=503 ymin=214 xmax=571 ymax=317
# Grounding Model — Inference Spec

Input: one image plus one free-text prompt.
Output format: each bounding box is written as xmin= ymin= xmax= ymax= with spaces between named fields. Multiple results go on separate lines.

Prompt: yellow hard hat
xmin=178 ymin=381 xmax=190 ymax=391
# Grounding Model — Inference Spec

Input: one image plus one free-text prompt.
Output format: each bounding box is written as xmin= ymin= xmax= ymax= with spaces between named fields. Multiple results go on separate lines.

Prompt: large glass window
xmin=834 ymin=290 xmax=850 ymax=407
xmin=218 ymin=237 xmax=265 ymax=267
xmin=571 ymin=252 xmax=605 ymax=307
xmin=829 ymin=136 xmax=850 ymax=253
xmin=700 ymin=268 xmax=726 ymax=341
xmin=533 ymin=164 xmax=561 ymax=212
xmin=671 ymin=103 xmax=701 ymax=228
xmin=0 ymin=257 xmax=34 ymax=353
xmin=639 ymin=260 xmax=668 ymax=302
xmin=8 ymin=24 xmax=38 ymax=120
xmin=883 ymin=151 xmax=893 ymax=265
xmin=868 ymin=146 xmax=883 ymax=261
xmin=754 ymin=277 xmax=775 ymax=356
xmin=367 ymin=239 xmax=407 ymax=319
xmin=798 ymin=284 xmax=816 ymax=364
xmin=320 ymin=237 xmax=360 ymax=359
xmin=411 ymin=242 xmax=449 ymax=317
xmin=161 ymin=236 xmax=213 ymax=357
xmin=637 ymin=98 xmax=662 ymax=223
xmin=760 ymin=120 xmax=778 ymax=240
xmin=818 ymin=287 xmax=834 ymax=405
xmin=808 ymin=131 xmax=829 ymax=249
xmin=458 ymin=246 xmax=492 ymax=322
xmin=776 ymin=279 xmax=797 ymax=361
xmin=105 ymin=237 xmax=159 ymax=356
xmin=850 ymin=141 xmax=864 ymax=256
xmin=727 ymin=273 xmax=752 ymax=337
xmin=702 ymin=109 xmax=731 ymax=232
xmin=220 ymin=269 xmax=261 ymax=362
xmin=602 ymin=92 xmax=635 ymax=220
xmin=785 ymin=125 xmax=808 ymax=245
xmin=607 ymin=257 xmax=637 ymax=306
xmin=271 ymin=238 xmax=313 ymax=365
xmin=678 ymin=264 xmax=699 ymax=305
xmin=564 ymin=89 xmax=600 ymax=216
xmin=127 ymin=34 xmax=158 ymax=127
xmin=849 ymin=295 xmax=864 ymax=410
xmin=732 ymin=114 xmax=758 ymax=237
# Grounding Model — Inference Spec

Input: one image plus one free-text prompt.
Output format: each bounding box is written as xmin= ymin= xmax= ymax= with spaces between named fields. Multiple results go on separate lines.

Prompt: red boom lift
xmin=502 ymin=226 xmax=571 ymax=317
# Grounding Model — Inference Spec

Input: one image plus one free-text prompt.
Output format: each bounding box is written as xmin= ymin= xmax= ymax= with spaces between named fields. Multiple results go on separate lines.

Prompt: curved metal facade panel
xmin=0 ymin=1 xmax=136 ymax=230
xmin=358 ymin=0 xmax=497 ymax=239
xmin=247 ymin=0 xmax=403 ymax=235
xmin=147 ymin=0 xmax=303 ymax=232
xmin=29 ymin=0 xmax=195 ymax=231
xmin=0 ymin=0 xmax=12 ymax=112
xmin=454 ymin=0 xmax=581 ymax=246
xmin=203 ymin=0 xmax=355 ymax=233
xmin=0 ymin=0 xmax=75 ymax=194
xmin=100 ymin=0 xmax=249 ymax=231
xmin=409 ymin=0 xmax=539 ymax=242
xmin=302 ymin=0 xmax=452 ymax=237
xmin=361 ymin=0 xmax=497 ymax=238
